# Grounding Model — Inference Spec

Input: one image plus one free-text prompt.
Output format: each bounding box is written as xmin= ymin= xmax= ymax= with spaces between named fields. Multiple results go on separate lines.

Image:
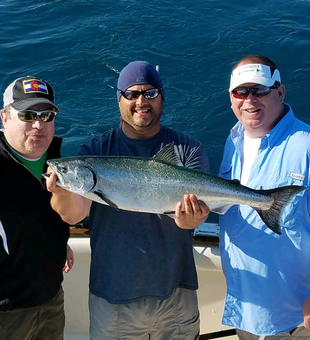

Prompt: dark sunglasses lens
xmin=254 ymin=87 xmax=272 ymax=97
xmin=232 ymin=86 xmax=273 ymax=99
xmin=232 ymin=89 xmax=248 ymax=99
xmin=122 ymin=89 xmax=159 ymax=100
xmin=144 ymin=89 xmax=159 ymax=99
xmin=40 ymin=111 xmax=56 ymax=122
xmin=18 ymin=111 xmax=35 ymax=122
xmin=18 ymin=111 xmax=56 ymax=123
xmin=123 ymin=91 xmax=137 ymax=100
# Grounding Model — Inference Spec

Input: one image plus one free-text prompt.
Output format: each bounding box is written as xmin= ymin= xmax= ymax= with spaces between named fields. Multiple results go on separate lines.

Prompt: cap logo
xmin=23 ymin=79 xmax=49 ymax=94
xmin=136 ymin=76 xmax=146 ymax=82
xmin=236 ymin=64 xmax=264 ymax=76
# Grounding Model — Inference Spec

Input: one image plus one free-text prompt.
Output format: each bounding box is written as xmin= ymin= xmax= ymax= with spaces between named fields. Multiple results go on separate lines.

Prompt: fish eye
xmin=57 ymin=165 xmax=68 ymax=173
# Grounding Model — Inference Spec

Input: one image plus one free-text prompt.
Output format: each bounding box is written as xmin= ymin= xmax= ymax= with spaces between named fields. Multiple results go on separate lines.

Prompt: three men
xmin=219 ymin=55 xmax=310 ymax=339
xmin=0 ymin=76 xmax=70 ymax=340
xmin=47 ymin=61 xmax=210 ymax=340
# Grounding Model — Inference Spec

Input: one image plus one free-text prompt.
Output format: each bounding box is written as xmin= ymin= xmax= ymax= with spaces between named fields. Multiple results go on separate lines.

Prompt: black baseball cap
xmin=3 ymin=76 xmax=59 ymax=111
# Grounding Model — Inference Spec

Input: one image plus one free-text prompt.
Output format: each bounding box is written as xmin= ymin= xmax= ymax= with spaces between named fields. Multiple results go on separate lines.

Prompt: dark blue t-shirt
xmin=77 ymin=125 xmax=210 ymax=303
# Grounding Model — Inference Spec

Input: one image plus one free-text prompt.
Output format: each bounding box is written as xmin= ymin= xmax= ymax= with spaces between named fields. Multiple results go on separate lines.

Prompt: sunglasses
xmin=118 ymin=88 xmax=161 ymax=101
xmin=231 ymin=83 xmax=280 ymax=99
xmin=16 ymin=110 xmax=57 ymax=123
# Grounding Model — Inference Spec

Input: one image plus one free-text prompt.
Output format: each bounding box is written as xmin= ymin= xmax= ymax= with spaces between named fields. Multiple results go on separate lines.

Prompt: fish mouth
xmin=42 ymin=172 xmax=51 ymax=180
xmin=45 ymin=161 xmax=66 ymax=188
xmin=46 ymin=160 xmax=57 ymax=175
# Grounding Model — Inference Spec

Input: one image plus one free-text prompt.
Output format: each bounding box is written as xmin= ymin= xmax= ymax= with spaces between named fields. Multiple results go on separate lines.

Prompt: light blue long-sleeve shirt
xmin=219 ymin=104 xmax=310 ymax=335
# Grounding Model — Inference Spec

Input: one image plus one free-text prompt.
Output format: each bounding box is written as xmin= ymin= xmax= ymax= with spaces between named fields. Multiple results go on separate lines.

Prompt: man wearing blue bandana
xmin=219 ymin=55 xmax=310 ymax=339
xmin=47 ymin=61 xmax=210 ymax=340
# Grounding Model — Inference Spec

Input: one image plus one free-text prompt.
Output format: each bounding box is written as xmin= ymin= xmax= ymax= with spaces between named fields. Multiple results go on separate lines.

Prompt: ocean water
xmin=1 ymin=0 xmax=310 ymax=172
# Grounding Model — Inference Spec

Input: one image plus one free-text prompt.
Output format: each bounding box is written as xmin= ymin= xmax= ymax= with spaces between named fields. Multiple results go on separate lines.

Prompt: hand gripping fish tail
xmin=256 ymin=185 xmax=307 ymax=235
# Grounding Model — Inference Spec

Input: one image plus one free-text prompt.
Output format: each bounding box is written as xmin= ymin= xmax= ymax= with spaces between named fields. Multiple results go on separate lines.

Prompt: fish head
xmin=47 ymin=158 xmax=95 ymax=194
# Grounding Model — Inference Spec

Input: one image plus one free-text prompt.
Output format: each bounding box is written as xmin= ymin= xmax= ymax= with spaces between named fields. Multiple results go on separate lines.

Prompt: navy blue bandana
xmin=117 ymin=61 xmax=164 ymax=102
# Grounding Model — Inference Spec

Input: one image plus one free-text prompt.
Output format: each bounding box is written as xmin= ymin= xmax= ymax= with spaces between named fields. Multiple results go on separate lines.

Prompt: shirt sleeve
xmin=76 ymin=143 xmax=93 ymax=156
xmin=76 ymin=136 xmax=102 ymax=156
xmin=193 ymin=143 xmax=210 ymax=173
xmin=172 ymin=140 xmax=210 ymax=173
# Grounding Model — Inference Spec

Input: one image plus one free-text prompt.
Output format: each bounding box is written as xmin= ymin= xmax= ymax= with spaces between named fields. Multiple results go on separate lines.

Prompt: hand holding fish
xmin=175 ymin=194 xmax=210 ymax=230
xmin=45 ymin=166 xmax=92 ymax=225
xmin=303 ymin=296 xmax=310 ymax=328
xmin=45 ymin=166 xmax=69 ymax=196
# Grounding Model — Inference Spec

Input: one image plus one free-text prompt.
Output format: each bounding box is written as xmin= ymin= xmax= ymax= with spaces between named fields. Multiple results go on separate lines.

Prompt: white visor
xmin=229 ymin=64 xmax=281 ymax=92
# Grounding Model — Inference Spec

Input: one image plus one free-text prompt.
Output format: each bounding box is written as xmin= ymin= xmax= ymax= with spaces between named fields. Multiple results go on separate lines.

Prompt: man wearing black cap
xmin=0 ymin=76 xmax=72 ymax=339
xmin=47 ymin=61 xmax=210 ymax=339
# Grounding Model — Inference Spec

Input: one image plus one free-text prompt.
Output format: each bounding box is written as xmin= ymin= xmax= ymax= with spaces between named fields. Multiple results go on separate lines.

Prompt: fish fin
xmin=255 ymin=185 xmax=307 ymax=235
xmin=93 ymin=191 xmax=119 ymax=210
xmin=210 ymin=205 xmax=232 ymax=215
xmin=159 ymin=212 xmax=175 ymax=219
xmin=153 ymin=143 xmax=183 ymax=166
xmin=163 ymin=211 xmax=176 ymax=219
xmin=163 ymin=210 xmax=175 ymax=215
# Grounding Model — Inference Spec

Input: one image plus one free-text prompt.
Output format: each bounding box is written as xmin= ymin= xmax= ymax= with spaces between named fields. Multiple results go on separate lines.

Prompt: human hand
xmin=175 ymin=194 xmax=210 ymax=230
xmin=63 ymin=244 xmax=74 ymax=273
xmin=45 ymin=166 xmax=92 ymax=225
xmin=303 ymin=296 xmax=310 ymax=328
xmin=45 ymin=166 xmax=68 ymax=196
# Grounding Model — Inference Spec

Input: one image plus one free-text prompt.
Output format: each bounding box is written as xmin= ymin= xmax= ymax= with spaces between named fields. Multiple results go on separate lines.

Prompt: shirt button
xmin=231 ymin=238 xmax=235 ymax=243
xmin=232 ymin=210 xmax=235 ymax=214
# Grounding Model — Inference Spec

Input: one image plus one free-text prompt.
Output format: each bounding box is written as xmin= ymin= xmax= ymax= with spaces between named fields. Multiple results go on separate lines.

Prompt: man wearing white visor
xmin=218 ymin=55 xmax=310 ymax=339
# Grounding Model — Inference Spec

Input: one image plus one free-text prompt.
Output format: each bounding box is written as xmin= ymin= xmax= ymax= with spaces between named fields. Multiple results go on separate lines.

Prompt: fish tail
xmin=256 ymin=185 xmax=306 ymax=235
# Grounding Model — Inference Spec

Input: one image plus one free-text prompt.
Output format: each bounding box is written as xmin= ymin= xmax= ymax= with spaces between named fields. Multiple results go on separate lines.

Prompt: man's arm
xmin=304 ymin=296 xmax=310 ymax=328
xmin=46 ymin=171 xmax=92 ymax=225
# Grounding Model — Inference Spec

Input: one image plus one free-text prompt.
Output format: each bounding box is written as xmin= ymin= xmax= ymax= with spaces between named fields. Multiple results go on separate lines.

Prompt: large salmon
xmin=46 ymin=144 xmax=306 ymax=235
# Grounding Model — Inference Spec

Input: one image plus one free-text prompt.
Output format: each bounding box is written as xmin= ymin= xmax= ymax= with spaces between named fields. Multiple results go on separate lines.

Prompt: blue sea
xmin=1 ymin=0 xmax=310 ymax=172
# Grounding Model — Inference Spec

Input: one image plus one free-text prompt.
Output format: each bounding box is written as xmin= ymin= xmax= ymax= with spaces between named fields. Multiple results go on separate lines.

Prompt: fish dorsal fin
xmin=153 ymin=143 xmax=183 ymax=166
